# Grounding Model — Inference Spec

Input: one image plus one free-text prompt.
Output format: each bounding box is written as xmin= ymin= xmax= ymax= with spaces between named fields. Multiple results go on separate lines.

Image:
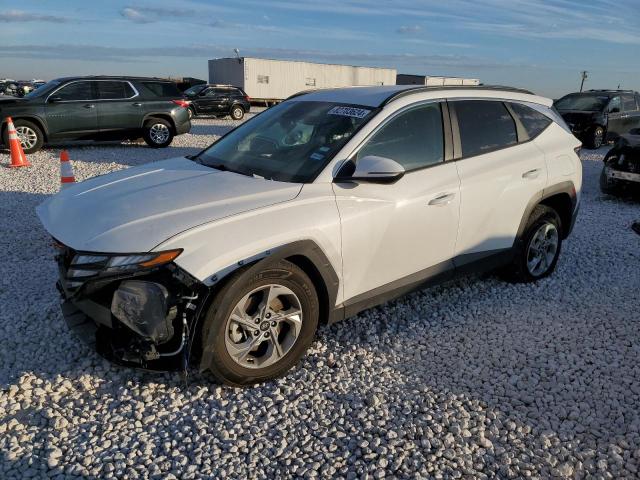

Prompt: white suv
xmin=37 ymin=85 xmax=582 ymax=385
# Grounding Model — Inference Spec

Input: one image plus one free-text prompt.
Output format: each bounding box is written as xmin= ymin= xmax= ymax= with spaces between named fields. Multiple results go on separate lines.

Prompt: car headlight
xmin=67 ymin=249 xmax=182 ymax=279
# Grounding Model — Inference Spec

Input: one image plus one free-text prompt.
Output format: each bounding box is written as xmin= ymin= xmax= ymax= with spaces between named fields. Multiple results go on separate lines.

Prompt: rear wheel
xmin=504 ymin=205 xmax=562 ymax=283
xmin=200 ymin=260 xmax=319 ymax=386
xmin=142 ymin=118 xmax=174 ymax=148
xmin=3 ymin=119 xmax=44 ymax=154
xmin=230 ymin=105 xmax=245 ymax=120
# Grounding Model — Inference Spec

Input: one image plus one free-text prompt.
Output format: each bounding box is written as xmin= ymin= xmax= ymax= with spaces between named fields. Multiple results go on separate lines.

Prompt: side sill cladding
xmin=206 ymin=240 xmax=341 ymax=325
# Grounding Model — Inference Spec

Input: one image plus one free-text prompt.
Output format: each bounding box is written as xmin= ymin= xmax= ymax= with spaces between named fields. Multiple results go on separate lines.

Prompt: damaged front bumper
xmin=55 ymin=244 xmax=208 ymax=371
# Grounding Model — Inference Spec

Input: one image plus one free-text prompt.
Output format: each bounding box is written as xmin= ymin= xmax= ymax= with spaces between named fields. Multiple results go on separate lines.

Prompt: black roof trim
xmin=285 ymin=89 xmax=318 ymax=101
xmin=380 ymin=85 xmax=535 ymax=107
xmin=586 ymin=89 xmax=637 ymax=94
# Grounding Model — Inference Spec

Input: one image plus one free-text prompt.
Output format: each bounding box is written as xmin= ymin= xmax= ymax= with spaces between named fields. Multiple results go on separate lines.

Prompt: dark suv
xmin=554 ymin=89 xmax=640 ymax=149
xmin=183 ymin=84 xmax=250 ymax=120
xmin=0 ymin=76 xmax=191 ymax=153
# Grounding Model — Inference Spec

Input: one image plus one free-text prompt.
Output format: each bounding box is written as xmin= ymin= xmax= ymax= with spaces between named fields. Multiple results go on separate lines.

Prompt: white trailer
xmin=396 ymin=74 xmax=480 ymax=86
xmin=209 ymin=57 xmax=397 ymax=103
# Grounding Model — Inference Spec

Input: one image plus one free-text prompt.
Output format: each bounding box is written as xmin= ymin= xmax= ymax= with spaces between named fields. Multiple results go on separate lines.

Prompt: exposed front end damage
xmin=602 ymin=133 xmax=640 ymax=194
xmin=55 ymin=242 xmax=209 ymax=371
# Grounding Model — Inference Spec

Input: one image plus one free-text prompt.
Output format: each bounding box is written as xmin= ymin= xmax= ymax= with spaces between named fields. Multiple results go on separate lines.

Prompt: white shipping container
xmin=397 ymin=74 xmax=480 ymax=87
xmin=209 ymin=57 xmax=397 ymax=101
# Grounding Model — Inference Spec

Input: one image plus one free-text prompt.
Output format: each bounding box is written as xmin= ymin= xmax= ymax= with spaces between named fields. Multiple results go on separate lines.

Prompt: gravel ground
xmin=1 ymin=117 xmax=639 ymax=479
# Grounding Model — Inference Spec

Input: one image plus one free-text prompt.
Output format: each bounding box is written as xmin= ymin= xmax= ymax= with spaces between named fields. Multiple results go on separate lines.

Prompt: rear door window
xmin=453 ymin=100 xmax=517 ymax=157
xmin=357 ymin=103 xmax=444 ymax=171
xmin=54 ymin=81 xmax=96 ymax=101
xmin=509 ymin=103 xmax=552 ymax=139
xmin=97 ymin=81 xmax=135 ymax=100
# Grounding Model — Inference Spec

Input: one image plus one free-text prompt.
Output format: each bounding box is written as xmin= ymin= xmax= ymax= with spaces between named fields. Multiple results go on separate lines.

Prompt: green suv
xmin=0 ymin=76 xmax=191 ymax=153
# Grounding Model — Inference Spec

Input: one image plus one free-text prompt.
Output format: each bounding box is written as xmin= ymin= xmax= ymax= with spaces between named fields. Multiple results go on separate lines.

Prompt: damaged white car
xmin=37 ymin=85 xmax=582 ymax=385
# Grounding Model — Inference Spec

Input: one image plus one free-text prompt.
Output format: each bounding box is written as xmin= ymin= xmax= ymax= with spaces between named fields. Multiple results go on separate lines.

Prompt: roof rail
xmin=587 ymin=88 xmax=635 ymax=93
xmin=381 ymin=84 xmax=535 ymax=106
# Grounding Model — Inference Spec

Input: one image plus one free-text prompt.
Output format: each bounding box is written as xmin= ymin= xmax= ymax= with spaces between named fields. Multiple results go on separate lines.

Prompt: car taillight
xmin=245 ymin=95 xmax=250 ymax=102
xmin=172 ymin=99 xmax=190 ymax=108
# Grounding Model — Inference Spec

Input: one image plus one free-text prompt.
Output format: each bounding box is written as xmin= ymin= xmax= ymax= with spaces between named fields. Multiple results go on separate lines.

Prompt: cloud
xmin=0 ymin=9 xmax=69 ymax=23
xmin=0 ymin=42 xmax=523 ymax=72
xmin=120 ymin=7 xmax=152 ymax=24
xmin=397 ymin=25 xmax=422 ymax=34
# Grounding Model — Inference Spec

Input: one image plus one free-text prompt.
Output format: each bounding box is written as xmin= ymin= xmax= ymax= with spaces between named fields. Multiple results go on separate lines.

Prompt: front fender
xmin=154 ymin=183 xmax=344 ymax=304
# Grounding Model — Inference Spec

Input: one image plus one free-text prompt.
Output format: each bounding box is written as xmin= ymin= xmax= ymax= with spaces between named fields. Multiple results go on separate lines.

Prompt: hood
xmin=0 ymin=97 xmax=26 ymax=106
xmin=36 ymin=157 xmax=302 ymax=252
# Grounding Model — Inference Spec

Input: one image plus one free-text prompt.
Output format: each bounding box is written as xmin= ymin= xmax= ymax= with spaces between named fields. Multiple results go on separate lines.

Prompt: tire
xmin=600 ymin=166 xmax=621 ymax=196
xmin=586 ymin=126 xmax=604 ymax=149
xmin=230 ymin=105 xmax=245 ymax=120
xmin=200 ymin=259 xmax=319 ymax=386
xmin=187 ymin=107 xmax=196 ymax=120
xmin=504 ymin=205 xmax=563 ymax=283
xmin=142 ymin=118 xmax=174 ymax=148
xmin=3 ymin=119 xmax=44 ymax=154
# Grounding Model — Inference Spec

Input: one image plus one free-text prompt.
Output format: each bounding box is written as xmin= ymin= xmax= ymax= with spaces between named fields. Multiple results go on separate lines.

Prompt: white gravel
xmin=1 ymin=118 xmax=639 ymax=479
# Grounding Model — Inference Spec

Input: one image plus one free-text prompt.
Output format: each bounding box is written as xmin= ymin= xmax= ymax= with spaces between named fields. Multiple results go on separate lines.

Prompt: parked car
xmin=600 ymin=128 xmax=640 ymax=196
xmin=0 ymin=76 xmax=191 ymax=153
xmin=183 ymin=84 xmax=250 ymax=120
xmin=554 ymin=89 xmax=640 ymax=149
xmin=36 ymin=85 xmax=582 ymax=386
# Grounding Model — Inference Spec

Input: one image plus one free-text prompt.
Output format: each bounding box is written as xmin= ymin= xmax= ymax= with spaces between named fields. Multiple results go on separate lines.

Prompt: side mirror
xmin=334 ymin=155 xmax=405 ymax=184
xmin=48 ymin=96 xmax=62 ymax=103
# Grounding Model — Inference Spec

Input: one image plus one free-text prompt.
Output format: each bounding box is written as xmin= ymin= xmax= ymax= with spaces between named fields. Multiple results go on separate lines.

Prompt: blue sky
xmin=1 ymin=0 xmax=638 ymax=98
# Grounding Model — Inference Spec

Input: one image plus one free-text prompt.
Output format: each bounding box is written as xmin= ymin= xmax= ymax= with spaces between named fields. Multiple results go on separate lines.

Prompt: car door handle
xmin=132 ymin=102 xmax=142 ymax=107
xmin=522 ymin=168 xmax=541 ymax=179
xmin=83 ymin=104 xmax=95 ymax=109
xmin=428 ymin=192 xmax=456 ymax=206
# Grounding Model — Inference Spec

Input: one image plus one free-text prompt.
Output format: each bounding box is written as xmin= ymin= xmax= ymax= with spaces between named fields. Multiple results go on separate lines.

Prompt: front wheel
xmin=142 ymin=118 xmax=174 ymax=148
xmin=586 ymin=126 xmax=604 ymax=149
xmin=200 ymin=260 xmax=319 ymax=386
xmin=3 ymin=119 xmax=44 ymax=154
xmin=504 ymin=205 xmax=562 ymax=283
xmin=187 ymin=106 xmax=196 ymax=120
xmin=600 ymin=166 xmax=621 ymax=196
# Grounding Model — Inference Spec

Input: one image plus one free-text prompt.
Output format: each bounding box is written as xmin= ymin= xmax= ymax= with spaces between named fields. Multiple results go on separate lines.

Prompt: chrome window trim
xmin=46 ymin=79 xmax=140 ymax=103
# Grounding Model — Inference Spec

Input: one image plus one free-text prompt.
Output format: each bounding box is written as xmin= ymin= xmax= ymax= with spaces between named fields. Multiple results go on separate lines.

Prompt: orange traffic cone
xmin=6 ymin=117 xmax=30 ymax=168
xmin=60 ymin=150 xmax=76 ymax=188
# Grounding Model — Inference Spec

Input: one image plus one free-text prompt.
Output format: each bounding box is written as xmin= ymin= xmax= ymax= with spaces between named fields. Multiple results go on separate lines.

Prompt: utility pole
xmin=579 ymin=71 xmax=588 ymax=92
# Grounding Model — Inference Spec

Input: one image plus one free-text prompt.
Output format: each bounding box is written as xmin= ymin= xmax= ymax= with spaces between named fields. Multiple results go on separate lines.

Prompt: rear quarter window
xmin=509 ymin=103 xmax=552 ymax=139
xmin=139 ymin=81 xmax=181 ymax=98
xmin=453 ymin=100 xmax=517 ymax=157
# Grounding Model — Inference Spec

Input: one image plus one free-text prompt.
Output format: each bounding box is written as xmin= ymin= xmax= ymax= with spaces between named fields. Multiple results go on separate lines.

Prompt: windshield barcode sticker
xmin=328 ymin=106 xmax=371 ymax=119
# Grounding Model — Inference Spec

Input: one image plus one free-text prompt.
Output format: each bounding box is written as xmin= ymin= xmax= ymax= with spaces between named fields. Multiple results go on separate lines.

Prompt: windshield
xmin=196 ymin=101 xmax=377 ymax=183
xmin=554 ymin=94 xmax=609 ymax=112
xmin=184 ymin=84 xmax=206 ymax=97
xmin=24 ymin=80 xmax=61 ymax=99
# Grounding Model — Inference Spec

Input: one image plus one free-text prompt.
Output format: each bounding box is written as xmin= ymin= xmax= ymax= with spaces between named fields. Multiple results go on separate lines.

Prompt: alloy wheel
xmin=224 ymin=284 xmax=303 ymax=369
xmin=16 ymin=126 xmax=38 ymax=150
xmin=526 ymin=223 xmax=559 ymax=276
xmin=149 ymin=123 xmax=170 ymax=144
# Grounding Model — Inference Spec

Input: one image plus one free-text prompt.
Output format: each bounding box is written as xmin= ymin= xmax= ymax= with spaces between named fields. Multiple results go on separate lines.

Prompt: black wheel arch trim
xmin=142 ymin=113 xmax=176 ymax=131
xmin=1 ymin=115 xmax=49 ymax=140
xmin=202 ymin=240 xmax=340 ymax=324
xmin=515 ymin=181 xmax=577 ymax=242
